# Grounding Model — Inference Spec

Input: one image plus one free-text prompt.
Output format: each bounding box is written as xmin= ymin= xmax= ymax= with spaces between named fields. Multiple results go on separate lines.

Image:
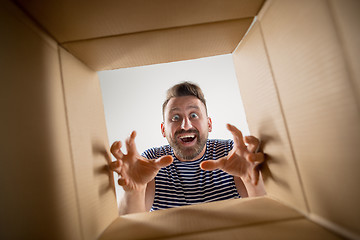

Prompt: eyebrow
xmin=169 ymin=105 xmax=200 ymax=113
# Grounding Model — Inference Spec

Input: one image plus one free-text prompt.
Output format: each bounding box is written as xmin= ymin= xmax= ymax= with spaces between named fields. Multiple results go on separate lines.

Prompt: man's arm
xmin=117 ymin=179 xmax=155 ymax=215
xmin=118 ymin=186 xmax=147 ymax=215
xmin=234 ymin=174 xmax=266 ymax=198
xmin=109 ymin=131 xmax=172 ymax=215
xmin=145 ymin=179 xmax=156 ymax=211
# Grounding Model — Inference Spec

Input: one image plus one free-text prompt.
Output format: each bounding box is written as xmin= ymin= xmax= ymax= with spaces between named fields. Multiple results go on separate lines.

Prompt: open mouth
xmin=179 ymin=134 xmax=196 ymax=143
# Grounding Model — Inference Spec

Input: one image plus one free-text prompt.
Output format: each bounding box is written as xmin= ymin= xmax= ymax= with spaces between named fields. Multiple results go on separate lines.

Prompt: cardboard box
xmin=1 ymin=0 xmax=359 ymax=239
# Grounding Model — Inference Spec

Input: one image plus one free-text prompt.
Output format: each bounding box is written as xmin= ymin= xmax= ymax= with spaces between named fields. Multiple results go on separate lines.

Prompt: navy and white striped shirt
xmin=142 ymin=139 xmax=240 ymax=211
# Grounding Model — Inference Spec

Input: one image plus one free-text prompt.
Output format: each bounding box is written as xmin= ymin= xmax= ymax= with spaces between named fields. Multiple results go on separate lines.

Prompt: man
xmin=109 ymin=82 xmax=266 ymax=215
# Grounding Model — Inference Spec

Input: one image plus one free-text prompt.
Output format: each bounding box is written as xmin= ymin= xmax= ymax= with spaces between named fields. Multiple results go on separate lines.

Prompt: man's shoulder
xmin=206 ymin=139 xmax=234 ymax=152
xmin=205 ymin=139 xmax=234 ymax=159
xmin=207 ymin=138 xmax=233 ymax=146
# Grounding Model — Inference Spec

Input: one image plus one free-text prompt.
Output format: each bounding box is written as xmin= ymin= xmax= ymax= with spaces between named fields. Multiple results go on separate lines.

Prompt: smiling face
xmin=161 ymin=96 xmax=212 ymax=161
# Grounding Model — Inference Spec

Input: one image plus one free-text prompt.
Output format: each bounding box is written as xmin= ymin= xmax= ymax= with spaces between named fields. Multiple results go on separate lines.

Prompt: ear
xmin=161 ymin=122 xmax=166 ymax=137
xmin=208 ymin=117 xmax=212 ymax=132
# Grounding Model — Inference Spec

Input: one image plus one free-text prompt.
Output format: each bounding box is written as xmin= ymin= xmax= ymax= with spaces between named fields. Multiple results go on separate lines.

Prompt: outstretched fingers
xmin=110 ymin=141 xmax=124 ymax=159
xmin=244 ymin=136 xmax=260 ymax=153
xmin=153 ymin=155 xmax=174 ymax=168
xmin=200 ymin=157 xmax=226 ymax=171
xmin=248 ymin=152 xmax=264 ymax=165
xmin=118 ymin=177 xmax=127 ymax=186
xmin=109 ymin=160 xmax=123 ymax=174
xmin=226 ymin=124 xmax=247 ymax=151
xmin=125 ymin=131 xmax=138 ymax=155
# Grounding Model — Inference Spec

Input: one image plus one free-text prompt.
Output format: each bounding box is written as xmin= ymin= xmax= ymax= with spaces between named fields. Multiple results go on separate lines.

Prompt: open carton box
xmin=1 ymin=0 xmax=359 ymax=239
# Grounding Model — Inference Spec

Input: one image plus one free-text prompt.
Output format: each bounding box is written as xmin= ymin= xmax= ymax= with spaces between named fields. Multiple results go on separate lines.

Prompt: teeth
xmin=180 ymin=135 xmax=195 ymax=139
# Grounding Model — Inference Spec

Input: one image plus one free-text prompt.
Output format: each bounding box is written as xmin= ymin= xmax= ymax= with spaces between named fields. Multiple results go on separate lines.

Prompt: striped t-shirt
xmin=141 ymin=139 xmax=241 ymax=211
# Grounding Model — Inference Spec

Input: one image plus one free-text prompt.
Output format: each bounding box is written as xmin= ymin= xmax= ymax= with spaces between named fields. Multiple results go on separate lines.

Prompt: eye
xmin=190 ymin=113 xmax=199 ymax=118
xmin=171 ymin=114 xmax=180 ymax=122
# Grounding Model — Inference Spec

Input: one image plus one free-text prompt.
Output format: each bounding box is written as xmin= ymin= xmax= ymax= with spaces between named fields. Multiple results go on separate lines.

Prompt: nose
xmin=181 ymin=116 xmax=193 ymax=130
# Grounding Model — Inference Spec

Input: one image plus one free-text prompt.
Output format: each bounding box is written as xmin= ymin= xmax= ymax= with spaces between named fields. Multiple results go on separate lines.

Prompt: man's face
xmin=161 ymin=96 xmax=212 ymax=161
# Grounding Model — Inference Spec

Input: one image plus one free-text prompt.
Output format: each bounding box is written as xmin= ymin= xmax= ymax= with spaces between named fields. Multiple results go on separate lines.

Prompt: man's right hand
xmin=109 ymin=131 xmax=173 ymax=192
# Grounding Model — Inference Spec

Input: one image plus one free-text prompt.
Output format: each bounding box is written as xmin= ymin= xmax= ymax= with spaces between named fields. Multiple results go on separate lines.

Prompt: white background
xmin=98 ymin=54 xmax=250 ymax=202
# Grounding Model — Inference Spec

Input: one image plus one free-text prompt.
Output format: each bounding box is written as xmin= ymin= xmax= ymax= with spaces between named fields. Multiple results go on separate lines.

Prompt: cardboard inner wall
xmin=232 ymin=22 xmax=308 ymax=213
xmin=329 ymin=0 xmax=360 ymax=105
xmin=14 ymin=0 xmax=265 ymax=43
xmin=0 ymin=2 xmax=81 ymax=239
xmin=1 ymin=1 xmax=118 ymax=239
xmin=59 ymin=48 xmax=118 ymax=239
xmin=62 ymin=18 xmax=253 ymax=70
xmin=2 ymin=0 xmax=360 ymax=239
xmin=234 ymin=0 xmax=360 ymax=237
xmin=14 ymin=0 xmax=265 ymax=71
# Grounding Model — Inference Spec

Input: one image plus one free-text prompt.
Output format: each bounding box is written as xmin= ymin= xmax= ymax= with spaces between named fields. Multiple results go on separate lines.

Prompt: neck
xmin=175 ymin=146 xmax=206 ymax=162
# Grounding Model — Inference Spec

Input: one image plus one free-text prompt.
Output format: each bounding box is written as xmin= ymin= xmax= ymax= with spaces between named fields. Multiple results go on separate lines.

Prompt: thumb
xmin=200 ymin=157 xmax=226 ymax=171
xmin=154 ymin=155 xmax=173 ymax=169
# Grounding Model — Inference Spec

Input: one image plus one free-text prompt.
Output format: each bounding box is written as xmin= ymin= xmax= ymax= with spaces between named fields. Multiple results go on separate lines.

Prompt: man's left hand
xmin=200 ymin=124 xmax=264 ymax=185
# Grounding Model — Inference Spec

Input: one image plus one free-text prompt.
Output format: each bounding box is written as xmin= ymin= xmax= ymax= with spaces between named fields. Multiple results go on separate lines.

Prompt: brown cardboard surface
xmin=63 ymin=18 xmax=253 ymax=71
xmin=164 ymin=219 xmax=344 ymax=240
xmin=14 ymin=0 xmax=264 ymax=43
xmin=4 ymin=0 xmax=360 ymax=239
xmin=259 ymin=0 xmax=360 ymax=237
xmin=0 ymin=1 xmax=81 ymax=239
xmin=329 ymin=0 xmax=360 ymax=108
xmin=59 ymin=47 xmax=118 ymax=239
xmin=100 ymin=197 xmax=304 ymax=240
xmin=232 ymin=22 xmax=308 ymax=214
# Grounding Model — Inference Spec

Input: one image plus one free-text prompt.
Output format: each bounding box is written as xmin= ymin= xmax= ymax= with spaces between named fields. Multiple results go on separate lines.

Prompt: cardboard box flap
xmin=14 ymin=0 xmax=265 ymax=43
xmin=100 ymin=197 xmax=341 ymax=240
xmin=14 ymin=0 xmax=264 ymax=70
xmin=63 ymin=18 xmax=253 ymax=71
